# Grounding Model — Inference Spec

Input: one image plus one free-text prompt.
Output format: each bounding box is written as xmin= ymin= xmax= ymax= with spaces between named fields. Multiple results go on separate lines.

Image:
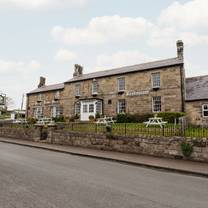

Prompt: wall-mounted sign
xmin=0 ymin=93 xmax=6 ymax=106
xmin=127 ymin=90 xmax=149 ymax=97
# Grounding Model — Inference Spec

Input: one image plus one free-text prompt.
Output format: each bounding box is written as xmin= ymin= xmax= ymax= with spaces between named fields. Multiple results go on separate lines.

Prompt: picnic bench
xmin=96 ymin=116 xmax=116 ymax=125
xmin=144 ymin=117 xmax=167 ymax=128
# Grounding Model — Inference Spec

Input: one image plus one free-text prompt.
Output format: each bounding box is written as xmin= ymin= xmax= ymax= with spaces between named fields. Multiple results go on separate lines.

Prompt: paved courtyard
xmin=0 ymin=142 xmax=208 ymax=208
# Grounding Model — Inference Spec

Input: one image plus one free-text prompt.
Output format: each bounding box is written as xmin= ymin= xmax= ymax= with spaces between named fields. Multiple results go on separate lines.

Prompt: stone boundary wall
xmin=0 ymin=127 xmax=40 ymax=141
xmin=0 ymin=127 xmax=208 ymax=162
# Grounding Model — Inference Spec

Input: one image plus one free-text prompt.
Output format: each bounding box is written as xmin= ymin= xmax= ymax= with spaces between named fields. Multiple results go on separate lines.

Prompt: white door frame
xmin=80 ymin=100 xmax=96 ymax=121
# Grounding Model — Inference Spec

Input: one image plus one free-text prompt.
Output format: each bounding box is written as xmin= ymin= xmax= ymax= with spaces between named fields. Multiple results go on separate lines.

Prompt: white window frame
xmin=37 ymin=93 xmax=42 ymax=101
xmin=117 ymin=99 xmax=126 ymax=113
xmin=202 ymin=104 xmax=208 ymax=118
xmin=51 ymin=106 xmax=63 ymax=118
xmin=152 ymin=96 xmax=162 ymax=113
xmin=152 ymin=72 xmax=161 ymax=89
xmin=75 ymin=102 xmax=81 ymax=115
xmin=117 ymin=77 xmax=125 ymax=92
xmin=96 ymin=101 xmax=102 ymax=114
xmin=75 ymin=83 xmax=81 ymax=97
xmin=92 ymin=80 xmax=98 ymax=95
xmin=54 ymin=91 xmax=60 ymax=99
xmin=89 ymin=104 xmax=94 ymax=113
xmin=34 ymin=106 xmax=43 ymax=119
xmin=83 ymin=104 xmax=88 ymax=113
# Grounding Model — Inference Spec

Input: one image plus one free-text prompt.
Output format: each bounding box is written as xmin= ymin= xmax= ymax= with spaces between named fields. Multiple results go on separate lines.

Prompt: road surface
xmin=0 ymin=142 xmax=207 ymax=208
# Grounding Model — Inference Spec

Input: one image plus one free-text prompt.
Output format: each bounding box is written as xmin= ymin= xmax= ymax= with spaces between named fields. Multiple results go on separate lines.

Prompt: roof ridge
xmin=186 ymin=74 xmax=208 ymax=80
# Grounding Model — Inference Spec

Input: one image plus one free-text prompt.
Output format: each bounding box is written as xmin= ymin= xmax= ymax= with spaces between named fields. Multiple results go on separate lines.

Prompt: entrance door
xmin=81 ymin=101 xmax=96 ymax=121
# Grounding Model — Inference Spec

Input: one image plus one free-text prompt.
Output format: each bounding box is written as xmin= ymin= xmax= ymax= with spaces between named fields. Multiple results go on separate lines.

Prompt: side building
xmin=26 ymin=77 xmax=64 ymax=119
xmin=26 ymin=40 xmax=185 ymax=121
xmin=185 ymin=75 xmax=208 ymax=126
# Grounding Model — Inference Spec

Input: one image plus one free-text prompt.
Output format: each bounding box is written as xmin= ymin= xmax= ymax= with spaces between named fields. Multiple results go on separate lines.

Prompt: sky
xmin=0 ymin=0 xmax=208 ymax=109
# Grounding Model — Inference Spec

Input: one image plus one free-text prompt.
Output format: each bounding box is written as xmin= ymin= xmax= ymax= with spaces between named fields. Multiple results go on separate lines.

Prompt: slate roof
xmin=27 ymin=83 xmax=64 ymax=95
xmin=186 ymin=75 xmax=208 ymax=101
xmin=65 ymin=57 xmax=183 ymax=83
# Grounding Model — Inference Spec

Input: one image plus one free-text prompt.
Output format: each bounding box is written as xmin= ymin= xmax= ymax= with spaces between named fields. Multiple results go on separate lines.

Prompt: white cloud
xmin=159 ymin=0 xmax=208 ymax=30
xmin=0 ymin=60 xmax=41 ymax=74
xmin=0 ymin=0 xmax=88 ymax=10
xmin=51 ymin=15 xmax=153 ymax=45
xmin=95 ymin=50 xmax=153 ymax=71
xmin=55 ymin=49 xmax=77 ymax=62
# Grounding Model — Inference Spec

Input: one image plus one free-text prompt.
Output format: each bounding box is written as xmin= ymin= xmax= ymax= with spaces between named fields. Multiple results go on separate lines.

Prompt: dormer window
xmin=152 ymin=72 xmax=160 ymax=89
xmin=118 ymin=77 xmax=125 ymax=92
xmin=75 ymin=83 xmax=81 ymax=97
xmin=92 ymin=79 xmax=98 ymax=95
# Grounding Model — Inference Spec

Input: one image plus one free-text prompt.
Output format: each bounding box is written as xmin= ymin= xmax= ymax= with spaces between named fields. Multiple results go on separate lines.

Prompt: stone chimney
xmin=73 ymin=64 xmax=83 ymax=77
xmin=176 ymin=40 xmax=184 ymax=59
xmin=38 ymin=76 xmax=46 ymax=88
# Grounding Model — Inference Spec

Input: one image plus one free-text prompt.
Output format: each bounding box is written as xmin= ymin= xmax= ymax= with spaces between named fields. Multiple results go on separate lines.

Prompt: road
xmin=0 ymin=142 xmax=207 ymax=208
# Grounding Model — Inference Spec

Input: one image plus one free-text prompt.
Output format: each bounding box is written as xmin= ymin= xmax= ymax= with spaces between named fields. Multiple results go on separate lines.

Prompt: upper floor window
xmin=75 ymin=84 xmax=81 ymax=97
xmin=202 ymin=104 xmax=208 ymax=117
xmin=37 ymin=93 xmax=42 ymax=101
xmin=152 ymin=72 xmax=160 ymax=89
xmin=152 ymin=96 xmax=161 ymax=113
xmin=92 ymin=80 xmax=98 ymax=95
xmin=54 ymin=91 xmax=60 ymax=100
xmin=118 ymin=77 xmax=125 ymax=92
xmin=117 ymin=99 xmax=126 ymax=113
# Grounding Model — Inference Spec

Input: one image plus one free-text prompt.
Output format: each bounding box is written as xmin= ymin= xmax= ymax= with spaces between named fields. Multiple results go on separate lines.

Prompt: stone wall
xmin=50 ymin=130 xmax=208 ymax=162
xmin=0 ymin=127 xmax=40 ymax=141
xmin=1 ymin=127 xmax=207 ymax=162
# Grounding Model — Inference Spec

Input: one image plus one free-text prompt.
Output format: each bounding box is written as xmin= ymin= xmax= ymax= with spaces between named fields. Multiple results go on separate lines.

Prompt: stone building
xmin=185 ymin=75 xmax=208 ymax=126
xmin=27 ymin=40 xmax=186 ymax=121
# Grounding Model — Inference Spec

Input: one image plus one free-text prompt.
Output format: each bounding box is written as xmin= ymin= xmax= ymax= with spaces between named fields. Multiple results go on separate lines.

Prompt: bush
xmin=116 ymin=113 xmax=153 ymax=123
xmin=157 ymin=112 xmax=185 ymax=123
xmin=53 ymin=116 xmax=65 ymax=123
xmin=27 ymin=117 xmax=37 ymax=124
xmin=95 ymin=113 xmax=101 ymax=119
xmin=69 ymin=114 xmax=80 ymax=122
xmin=89 ymin=115 xmax=95 ymax=122
xmin=181 ymin=142 xmax=193 ymax=158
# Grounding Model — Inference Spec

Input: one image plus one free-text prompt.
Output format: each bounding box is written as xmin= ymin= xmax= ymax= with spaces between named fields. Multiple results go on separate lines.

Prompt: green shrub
xmin=157 ymin=112 xmax=185 ymax=123
xmin=116 ymin=113 xmax=153 ymax=123
xmin=89 ymin=115 xmax=95 ymax=122
xmin=53 ymin=116 xmax=65 ymax=123
xmin=181 ymin=142 xmax=193 ymax=158
xmin=95 ymin=113 xmax=101 ymax=119
xmin=27 ymin=117 xmax=37 ymax=124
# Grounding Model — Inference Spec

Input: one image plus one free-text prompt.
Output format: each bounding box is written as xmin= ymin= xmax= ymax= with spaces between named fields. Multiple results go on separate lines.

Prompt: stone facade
xmin=27 ymin=88 xmax=64 ymax=118
xmin=186 ymin=100 xmax=208 ymax=126
xmin=63 ymin=65 xmax=184 ymax=119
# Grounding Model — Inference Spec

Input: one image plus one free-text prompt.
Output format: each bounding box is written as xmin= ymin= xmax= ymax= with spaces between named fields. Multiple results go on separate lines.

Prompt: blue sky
xmin=0 ymin=0 xmax=207 ymax=108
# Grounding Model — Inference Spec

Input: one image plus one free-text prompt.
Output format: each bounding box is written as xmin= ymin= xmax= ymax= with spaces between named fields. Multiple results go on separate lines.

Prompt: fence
xmin=64 ymin=123 xmax=208 ymax=138
xmin=1 ymin=122 xmax=208 ymax=138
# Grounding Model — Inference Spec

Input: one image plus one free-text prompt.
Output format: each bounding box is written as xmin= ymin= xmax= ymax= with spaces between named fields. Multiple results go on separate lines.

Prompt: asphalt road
xmin=0 ymin=142 xmax=207 ymax=208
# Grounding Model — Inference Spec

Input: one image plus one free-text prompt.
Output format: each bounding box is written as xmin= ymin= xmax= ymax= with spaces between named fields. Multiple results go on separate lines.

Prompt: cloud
xmin=0 ymin=60 xmax=41 ymax=74
xmin=51 ymin=15 xmax=153 ymax=45
xmin=55 ymin=49 xmax=77 ymax=62
xmin=95 ymin=50 xmax=153 ymax=71
xmin=158 ymin=0 xmax=208 ymax=30
xmin=0 ymin=0 xmax=88 ymax=10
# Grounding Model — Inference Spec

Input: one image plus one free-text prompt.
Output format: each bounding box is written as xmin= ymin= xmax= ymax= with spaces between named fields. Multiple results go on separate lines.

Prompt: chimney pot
xmin=38 ymin=77 xmax=46 ymax=88
xmin=176 ymin=40 xmax=184 ymax=59
xmin=73 ymin=64 xmax=83 ymax=77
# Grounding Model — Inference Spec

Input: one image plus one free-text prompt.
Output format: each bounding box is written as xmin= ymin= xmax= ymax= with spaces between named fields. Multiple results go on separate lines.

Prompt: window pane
xmin=152 ymin=96 xmax=161 ymax=112
xmin=152 ymin=73 xmax=160 ymax=88
xmin=75 ymin=102 xmax=81 ymax=114
xmin=118 ymin=100 xmax=126 ymax=113
xmin=96 ymin=101 xmax=102 ymax=114
xmin=75 ymin=84 xmax=80 ymax=96
xmin=204 ymin=111 xmax=208 ymax=117
xmin=92 ymin=81 xmax=98 ymax=94
xmin=83 ymin=104 xmax=88 ymax=113
xmin=118 ymin=77 xmax=125 ymax=91
xmin=89 ymin=104 xmax=94 ymax=113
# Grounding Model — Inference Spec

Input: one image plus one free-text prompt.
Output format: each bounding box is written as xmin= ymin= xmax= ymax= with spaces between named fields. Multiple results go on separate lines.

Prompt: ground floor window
xmin=51 ymin=106 xmax=63 ymax=118
xmin=117 ymin=100 xmax=126 ymax=113
xmin=152 ymin=96 xmax=161 ymax=112
xmin=96 ymin=101 xmax=102 ymax=114
xmin=202 ymin=104 xmax=208 ymax=117
xmin=75 ymin=102 xmax=81 ymax=115
xmin=34 ymin=106 xmax=43 ymax=119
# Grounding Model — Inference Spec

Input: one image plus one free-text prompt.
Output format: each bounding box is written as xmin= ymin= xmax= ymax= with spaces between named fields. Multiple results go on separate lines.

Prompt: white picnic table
xmin=96 ymin=116 xmax=116 ymax=125
xmin=36 ymin=117 xmax=55 ymax=126
xmin=144 ymin=117 xmax=167 ymax=128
